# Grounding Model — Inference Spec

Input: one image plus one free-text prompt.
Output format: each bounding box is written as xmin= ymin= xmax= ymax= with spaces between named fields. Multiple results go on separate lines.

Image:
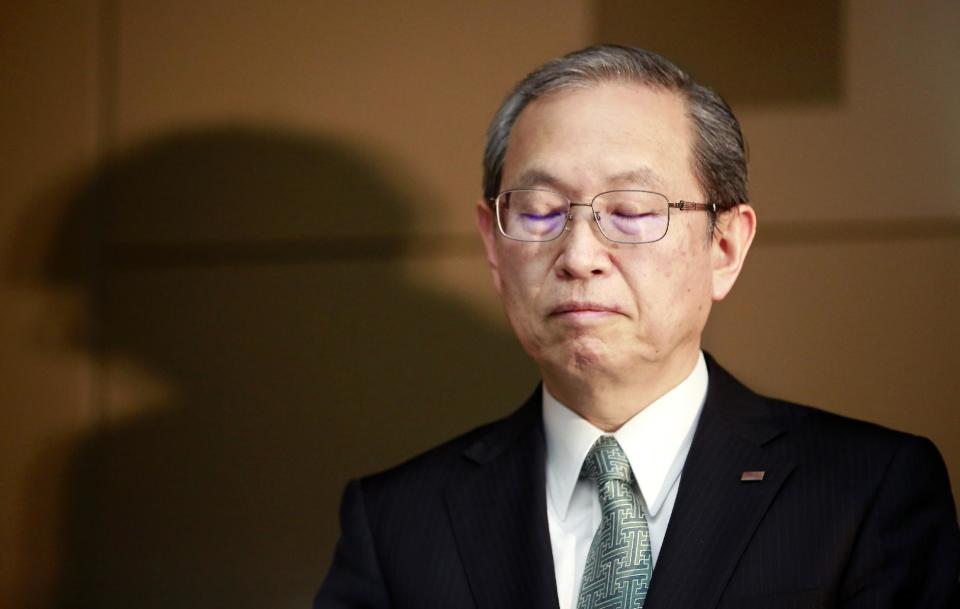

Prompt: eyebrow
xmin=511 ymin=168 xmax=567 ymax=191
xmin=606 ymin=168 xmax=666 ymax=190
xmin=509 ymin=166 xmax=666 ymax=194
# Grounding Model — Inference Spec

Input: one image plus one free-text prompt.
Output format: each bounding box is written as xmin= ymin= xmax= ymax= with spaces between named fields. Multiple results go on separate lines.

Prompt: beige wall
xmin=1 ymin=3 xmax=101 ymax=607
xmin=0 ymin=1 xmax=956 ymax=607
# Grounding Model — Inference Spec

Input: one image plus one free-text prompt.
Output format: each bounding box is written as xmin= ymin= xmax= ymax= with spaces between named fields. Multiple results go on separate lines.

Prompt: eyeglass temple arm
xmin=670 ymin=201 xmax=717 ymax=212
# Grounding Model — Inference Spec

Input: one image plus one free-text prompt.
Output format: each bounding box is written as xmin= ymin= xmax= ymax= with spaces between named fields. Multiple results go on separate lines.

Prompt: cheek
xmin=497 ymin=265 xmax=552 ymax=360
xmin=668 ymin=265 xmax=714 ymax=335
xmin=498 ymin=243 xmax=550 ymax=291
xmin=623 ymin=248 xmax=712 ymax=324
xmin=496 ymin=248 xmax=550 ymax=324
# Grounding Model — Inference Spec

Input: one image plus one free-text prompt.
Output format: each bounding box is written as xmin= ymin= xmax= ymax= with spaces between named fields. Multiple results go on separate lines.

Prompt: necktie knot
xmin=581 ymin=436 xmax=634 ymax=486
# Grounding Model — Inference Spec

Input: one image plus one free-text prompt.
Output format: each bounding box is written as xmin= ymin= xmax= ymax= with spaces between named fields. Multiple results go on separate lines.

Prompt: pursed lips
xmin=549 ymin=302 xmax=623 ymax=318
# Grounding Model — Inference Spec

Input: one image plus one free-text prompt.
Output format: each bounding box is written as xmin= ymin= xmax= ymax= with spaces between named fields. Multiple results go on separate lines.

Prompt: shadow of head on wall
xmin=37 ymin=125 xmax=535 ymax=609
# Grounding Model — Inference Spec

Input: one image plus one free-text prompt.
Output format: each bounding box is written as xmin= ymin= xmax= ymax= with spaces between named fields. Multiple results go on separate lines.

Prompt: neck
xmin=542 ymin=350 xmax=700 ymax=432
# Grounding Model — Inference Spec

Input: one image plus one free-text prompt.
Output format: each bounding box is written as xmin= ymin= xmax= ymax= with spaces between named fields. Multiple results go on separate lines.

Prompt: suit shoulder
xmin=765 ymin=396 xmax=906 ymax=437
xmin=364 ymin=417 xmax=500 ymax=484
xmin=354 ymin=392 xmax=540 ymax=504
xmin=760 ymin=395 xmax=944 ymax=471
xmin=705 ymin=354 xmax=929 ymax=457
xmin=706 ymin=357 xmax=949 ymax=499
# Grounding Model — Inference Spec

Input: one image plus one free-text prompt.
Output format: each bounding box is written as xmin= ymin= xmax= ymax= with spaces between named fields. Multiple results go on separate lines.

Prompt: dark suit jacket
xmin=315 ymin=357 xmax=960 ymax=608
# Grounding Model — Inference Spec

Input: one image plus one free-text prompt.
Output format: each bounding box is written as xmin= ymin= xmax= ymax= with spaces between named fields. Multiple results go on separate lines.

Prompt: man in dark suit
xmin=315 ymin=45 xmax=959 ymax=608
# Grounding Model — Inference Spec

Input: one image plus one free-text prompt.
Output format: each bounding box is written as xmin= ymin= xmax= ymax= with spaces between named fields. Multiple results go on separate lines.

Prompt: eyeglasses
xmin=489 ymin=189 xmax=717 ymax=244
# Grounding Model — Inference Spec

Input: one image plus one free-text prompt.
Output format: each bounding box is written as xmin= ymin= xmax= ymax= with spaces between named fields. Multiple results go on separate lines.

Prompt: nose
xmin=556 ymin=205 xmax=612 ymax=279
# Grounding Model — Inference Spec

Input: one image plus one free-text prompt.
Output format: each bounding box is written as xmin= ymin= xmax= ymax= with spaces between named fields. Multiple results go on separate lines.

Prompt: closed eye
xmin=612 ymin=211 xmax=655 ymax=219
xmin=521 ymin=211 xmax=565 ymax=221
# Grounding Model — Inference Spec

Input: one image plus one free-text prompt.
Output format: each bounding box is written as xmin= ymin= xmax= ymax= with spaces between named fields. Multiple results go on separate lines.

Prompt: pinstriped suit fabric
xmin=577 ymin=436 xmax=652 ymax=609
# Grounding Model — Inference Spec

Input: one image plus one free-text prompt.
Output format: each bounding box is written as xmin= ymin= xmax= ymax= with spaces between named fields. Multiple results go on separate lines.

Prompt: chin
xmin=550 ymin=335 xmax=619 ymax=375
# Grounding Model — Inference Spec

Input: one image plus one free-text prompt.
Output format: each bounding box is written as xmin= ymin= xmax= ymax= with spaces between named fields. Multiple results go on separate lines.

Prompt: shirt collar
xmin=543 ymin=351 xmax=708 ymax=521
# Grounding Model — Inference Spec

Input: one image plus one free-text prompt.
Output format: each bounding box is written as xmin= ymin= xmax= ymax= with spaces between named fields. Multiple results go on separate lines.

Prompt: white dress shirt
xmin=543 ymin=352 xmax=708 ymax=609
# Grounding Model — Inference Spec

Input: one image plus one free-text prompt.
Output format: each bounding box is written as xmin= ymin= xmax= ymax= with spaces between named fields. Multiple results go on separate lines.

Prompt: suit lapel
xmin=445 ymin=389 xmax=560 ymax=609
xmin=645 ymin=359 xmax=795 ymax=609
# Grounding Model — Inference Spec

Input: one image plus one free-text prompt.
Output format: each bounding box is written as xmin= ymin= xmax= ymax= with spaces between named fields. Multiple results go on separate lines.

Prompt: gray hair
xmin=482 ymin=45 xmax=747 ymax=215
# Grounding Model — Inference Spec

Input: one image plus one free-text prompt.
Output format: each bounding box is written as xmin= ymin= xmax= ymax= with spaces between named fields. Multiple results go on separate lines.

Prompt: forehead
xmin=501 ymin=82 xmax=696 ymax=197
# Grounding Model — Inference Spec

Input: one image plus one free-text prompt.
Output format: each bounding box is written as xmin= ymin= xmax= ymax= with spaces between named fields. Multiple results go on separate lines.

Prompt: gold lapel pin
xmin=740 ymin=470 xmax=765 ymax=482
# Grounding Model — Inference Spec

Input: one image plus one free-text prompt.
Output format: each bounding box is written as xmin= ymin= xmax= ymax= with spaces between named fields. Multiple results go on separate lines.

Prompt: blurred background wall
xmin=0 ymin=1 xmax=956 ymax=607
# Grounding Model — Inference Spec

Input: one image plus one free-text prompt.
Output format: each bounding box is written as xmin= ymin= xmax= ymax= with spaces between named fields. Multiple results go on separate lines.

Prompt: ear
xmin=476 ymin=198 xmax=503 ymax=294
xmin=711 ymin=204 xmax=757 ymax=301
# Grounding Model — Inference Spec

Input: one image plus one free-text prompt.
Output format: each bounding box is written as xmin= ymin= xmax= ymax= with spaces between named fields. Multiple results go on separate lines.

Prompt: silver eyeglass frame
xmin=489 ymin=188 xmax=718 ymax=244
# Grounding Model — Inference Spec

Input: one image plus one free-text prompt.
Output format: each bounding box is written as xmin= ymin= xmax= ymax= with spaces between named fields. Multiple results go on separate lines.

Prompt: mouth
xmin=549 ymin=302 xmax=622 ymax=318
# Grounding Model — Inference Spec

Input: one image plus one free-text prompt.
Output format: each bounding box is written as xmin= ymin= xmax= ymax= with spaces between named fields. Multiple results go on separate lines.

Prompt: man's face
xmin=478 ymin=82 xmax=726 ymax=390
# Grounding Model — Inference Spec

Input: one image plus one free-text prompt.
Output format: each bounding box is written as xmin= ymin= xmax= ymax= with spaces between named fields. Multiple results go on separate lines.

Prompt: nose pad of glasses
xmin=563 ymin=208 xmax=604 ymax=232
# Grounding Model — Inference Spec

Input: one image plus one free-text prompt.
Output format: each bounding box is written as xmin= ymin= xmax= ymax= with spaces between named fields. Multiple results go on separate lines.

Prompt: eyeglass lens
xmin=497 ymin=190 xmax=669 ymax=243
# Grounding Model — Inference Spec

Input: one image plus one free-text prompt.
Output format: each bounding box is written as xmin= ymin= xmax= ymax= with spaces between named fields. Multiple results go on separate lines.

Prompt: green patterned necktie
xmin=576 ymin=436 xmax=653 ymax=609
